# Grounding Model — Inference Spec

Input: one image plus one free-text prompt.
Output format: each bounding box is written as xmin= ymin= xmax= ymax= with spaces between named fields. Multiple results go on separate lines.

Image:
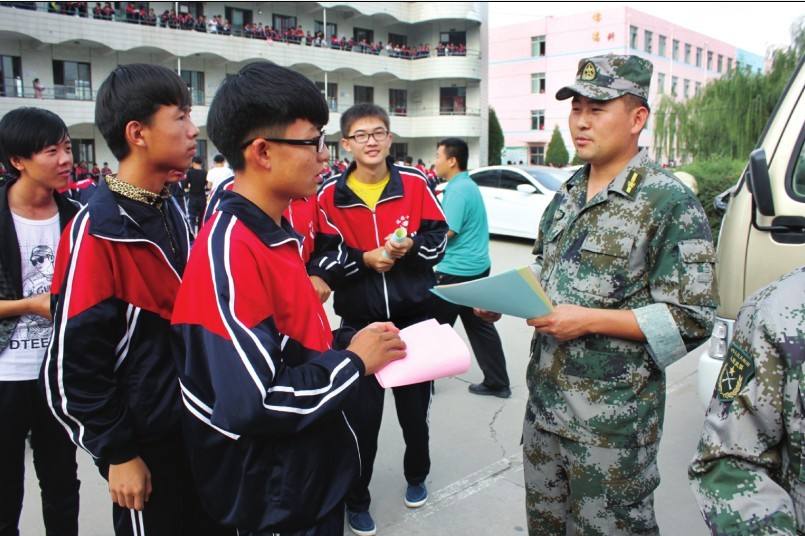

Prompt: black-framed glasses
xmin=345 ymin=128 xmax=389 ymax=144
xmin=241 ymin=131 xmax=327 ymax=153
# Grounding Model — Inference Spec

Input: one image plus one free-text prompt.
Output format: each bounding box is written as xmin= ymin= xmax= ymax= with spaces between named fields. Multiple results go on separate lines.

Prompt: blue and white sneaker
xmin=347 ymin=510 xmax=376 ymax=536
xmin=404 ymin=482 xmax=428 ymax=508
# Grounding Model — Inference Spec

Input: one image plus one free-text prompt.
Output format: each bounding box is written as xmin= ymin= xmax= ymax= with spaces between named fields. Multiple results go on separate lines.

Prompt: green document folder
xmin=431 ymin=266 xmax=553 ymax=319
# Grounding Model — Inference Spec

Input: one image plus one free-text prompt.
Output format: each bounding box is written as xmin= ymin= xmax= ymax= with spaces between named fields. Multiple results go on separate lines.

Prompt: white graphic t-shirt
xmin=0 ymin=211 xmax=60 ymax=380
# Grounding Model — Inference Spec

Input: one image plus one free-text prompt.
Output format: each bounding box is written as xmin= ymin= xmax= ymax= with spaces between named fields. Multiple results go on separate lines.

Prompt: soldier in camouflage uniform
xmin=689 ymin=266 xmax=805 ymax=535
xmin=518 ymin=54 xmax=717 ymax=535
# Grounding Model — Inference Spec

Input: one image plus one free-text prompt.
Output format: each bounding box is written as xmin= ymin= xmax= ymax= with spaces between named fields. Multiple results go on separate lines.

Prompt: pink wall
xmin=490 ymin=6 xmax=740 ymax=163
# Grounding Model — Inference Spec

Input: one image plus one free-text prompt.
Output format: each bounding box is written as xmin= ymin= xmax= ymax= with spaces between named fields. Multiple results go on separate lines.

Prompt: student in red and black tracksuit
xmin=310 ymin=104 xmax=448 ymax=535
xmin=204 ymin=176 xmax=332 ymax=303
xmin=41 ymin=64 xmax=232 ymax=536
xmin=172 ymin=61 xmax=405 ymax=536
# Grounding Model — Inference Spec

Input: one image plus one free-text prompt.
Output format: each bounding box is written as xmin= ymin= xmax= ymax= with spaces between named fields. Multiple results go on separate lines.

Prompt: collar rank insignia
xmin=623 ymin=170 xmax=642 ymax=196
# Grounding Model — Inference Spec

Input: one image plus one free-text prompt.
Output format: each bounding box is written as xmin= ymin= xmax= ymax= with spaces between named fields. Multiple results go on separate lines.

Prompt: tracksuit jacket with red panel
xmin=171 ymin=191 xmax=364 ymax=532
xmin=41 ymin=180 xmax=191 ymax=466
xmin=204 ymin=175 xmax=319 ymax=263
xmin=310 ymin=158 xmax=448 ymax=322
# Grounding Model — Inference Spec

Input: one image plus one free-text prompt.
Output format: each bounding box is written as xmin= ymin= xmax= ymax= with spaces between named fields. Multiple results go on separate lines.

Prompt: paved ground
xmin=21 ymin=236 xmax=711 ymax=535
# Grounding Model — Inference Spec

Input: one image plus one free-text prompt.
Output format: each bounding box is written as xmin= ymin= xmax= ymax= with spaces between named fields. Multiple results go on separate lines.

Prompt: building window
xmin=684 ymin=43 xmax=691 ymax=64
xmin=226 ymin=7 xmax=253 ymax=33
xmin=389 ymin=88 xmax=408 ymax=116
xmin=440 ymin=87 xmax=466 ymax=115
xmin=53 ymin=60 xmax=92 ymax=100
xmin=390 ymin=143 xmax=408 ymax=162
xmin=439 ymin=30 xmax=466 ymax=46
xmin=531 ymin=110 xmax=545 ymax=130
xmin=354 ymin=27 xmax=374 ymax=43
xmin=658 ymin=35 xmax=666 ymax=56
xmin=718 ymin=54 xmax=723 ymax=73
xmin=531 ymin=35 xmax=546 ymax=56
xmin=707 ymin=51 xmax=713 ymax=70
xmin=696 ymin=47 xmax=703 ymax=67
xmin=71 ymin=139 xmax=95 ymax=165
xmin=671 ymin=76 xmax=678 ymax=97
xmin=388 ymin=33 xmax=407 ymax=47
xmin=727 ymin=57 xmax=733 ymax=71
xmin=314 ymin=20 xmax=337 ymax=39
xmin=694 ymin=81 xmax=702 ymax=96
xmin=529 ymin=145 xmax=545 ymax=165
xmin=657 ymin=72 xmax=665 ymax=94
xmin=629 ymin=26 xmax=638 ymax=49
xmin=672 ymin=39 xmax=679 ymax=61
xmin=644 ymin=30 xmax=653 ymax=53
xmin=354 ymin=85 xmax=374 ymax=105
xmin=531 ymin=72 xmax=546 ymax=94
xmin=315 ymin=82 xmax=338 ymax=111
xmin=0 ymin=55 xmax=22 ymax=97
xmin=326 ymin=142 xmax=339 ymax=165
xmin=683 ymin=79 xmax=690 ymax=98
xmin=271 ymin=14 xmax=296 ymax=33
xmin=195 ymin=139 xmax=207 ymax=164
xmin=180 ymin=70 xmax=205 ymax=106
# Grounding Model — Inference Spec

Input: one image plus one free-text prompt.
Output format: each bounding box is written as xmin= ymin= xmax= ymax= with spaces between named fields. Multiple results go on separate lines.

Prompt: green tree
xmin=488 ymin=107 xmax=504 ymax=165
xmin=654 ymin=18 xmax=804 ymax=162
xmin=544 ymin=125 xmax=569 ymax=167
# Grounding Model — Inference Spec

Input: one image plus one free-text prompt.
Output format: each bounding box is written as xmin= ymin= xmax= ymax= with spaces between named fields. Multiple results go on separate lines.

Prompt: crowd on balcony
xmin=15 ymin=1 xmax=470 ymax=59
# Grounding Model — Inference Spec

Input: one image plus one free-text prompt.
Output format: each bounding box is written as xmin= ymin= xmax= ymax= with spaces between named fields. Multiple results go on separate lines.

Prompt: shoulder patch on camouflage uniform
xmin=581 ymin=62 xmax=597 ymax=81
xmin=717 ymin=343 xmax=755 ymax=403
xmin=623 ymin=170 xmax=643 ymax=196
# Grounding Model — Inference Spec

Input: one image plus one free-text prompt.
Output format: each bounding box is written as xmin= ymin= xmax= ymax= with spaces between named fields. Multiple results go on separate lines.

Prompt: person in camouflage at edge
xmin=504 ymin=54 xmax=718 ymax=534
xmin=689 ymin=266 xmax=805 ymax=535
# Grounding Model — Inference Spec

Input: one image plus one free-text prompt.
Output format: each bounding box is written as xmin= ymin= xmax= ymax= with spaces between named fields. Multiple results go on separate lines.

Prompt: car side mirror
xmin=746 ymin=148 xmax=774 ymax=216
xmin=517 ymin=184 xmax=537 ymax=194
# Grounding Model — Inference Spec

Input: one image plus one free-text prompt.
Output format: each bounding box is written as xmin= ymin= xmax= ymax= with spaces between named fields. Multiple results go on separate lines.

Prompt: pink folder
xmin=375 ymin=319 xmax=471 ymax=388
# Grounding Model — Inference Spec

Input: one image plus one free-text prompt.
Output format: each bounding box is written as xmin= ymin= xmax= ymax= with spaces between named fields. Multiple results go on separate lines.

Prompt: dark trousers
xmin=0 ymin=380 xmax=79 ymax=536
xmin=342 ymin=317 xmax=432 ymax=513
xmin=434 ymin=269 xmax=510 ymax=389
xmin=99 ymin=436 xmax=234 ymax=536
xmin=241 ymin=503 xmax=345 ymax=536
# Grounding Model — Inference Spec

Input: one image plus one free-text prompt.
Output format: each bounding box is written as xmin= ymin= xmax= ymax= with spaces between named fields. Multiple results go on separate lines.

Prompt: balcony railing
xmin=0 ymin=3 xmax=479 ymax=60
xmin=0 ymin=79 xmax=94 ymax=100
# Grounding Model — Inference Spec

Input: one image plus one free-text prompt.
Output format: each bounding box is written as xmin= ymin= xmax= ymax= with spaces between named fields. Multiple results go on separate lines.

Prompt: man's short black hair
xmin=95 ymin=63 xmax=191 ymax=161
xmin=213 ymin=153 xmax=225 ymax=164
xmin=437 ymin=137 xmax=469 ymax=171
xmin=191 ymin=156 xmax=203 ymax=165
xmin=207 ymin=61 xmax=328 ymax=171
xmin=404 ymin=155 xmax=413 ymax=165
xmin=0 ymin=107 xmax=69 ymax=177
xmin=340 ymin=103 xmax=389 ymax=137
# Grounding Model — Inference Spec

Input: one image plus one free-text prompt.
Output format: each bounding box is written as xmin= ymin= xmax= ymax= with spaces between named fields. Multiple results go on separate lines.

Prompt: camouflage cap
xmin=556 ymin=54 xmax=653 ymax=102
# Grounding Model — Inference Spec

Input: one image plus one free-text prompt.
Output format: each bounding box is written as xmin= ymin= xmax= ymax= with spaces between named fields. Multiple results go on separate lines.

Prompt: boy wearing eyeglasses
xmin=311 ymin=103 xmax=448 ymax=536
xmin=171 ymin=62 xmax=406 ymax=535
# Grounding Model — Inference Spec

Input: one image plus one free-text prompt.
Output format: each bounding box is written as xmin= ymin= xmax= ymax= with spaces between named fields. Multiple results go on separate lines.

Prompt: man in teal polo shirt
xmin=433 ymin=138 xmax=510 ymax=398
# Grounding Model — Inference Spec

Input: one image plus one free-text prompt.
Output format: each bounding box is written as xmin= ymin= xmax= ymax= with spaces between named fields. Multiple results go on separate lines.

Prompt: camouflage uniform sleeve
xmin=688 ymin=303 xmax=797 ymax=536
xmin=633 ymin=191 xmax=717 ymax=369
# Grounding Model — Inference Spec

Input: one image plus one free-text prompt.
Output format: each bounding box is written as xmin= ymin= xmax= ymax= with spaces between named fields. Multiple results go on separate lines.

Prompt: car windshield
xmin=525 ymin=168 xmax=570 ymax=191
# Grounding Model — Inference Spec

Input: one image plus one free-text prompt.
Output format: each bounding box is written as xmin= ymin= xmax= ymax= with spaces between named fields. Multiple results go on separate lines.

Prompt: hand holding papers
xmin=375 ymin=319 xmax=471 ymax=388
xmin=431 ymin=266 xmax=553 ymax=319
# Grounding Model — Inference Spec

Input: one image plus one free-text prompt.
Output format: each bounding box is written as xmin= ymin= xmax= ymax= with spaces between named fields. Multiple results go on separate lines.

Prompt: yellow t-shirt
xmin=346 ymin=173 xmax=390 ymax=210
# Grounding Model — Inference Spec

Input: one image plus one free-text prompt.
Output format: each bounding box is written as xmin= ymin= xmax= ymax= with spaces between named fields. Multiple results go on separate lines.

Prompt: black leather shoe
xmin=468 ymin=383 xmax=511 ymax=398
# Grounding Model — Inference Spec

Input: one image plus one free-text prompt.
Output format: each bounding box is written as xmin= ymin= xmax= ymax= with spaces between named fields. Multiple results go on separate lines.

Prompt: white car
xmin=466 ymin=165 xmax=572 ymax=240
